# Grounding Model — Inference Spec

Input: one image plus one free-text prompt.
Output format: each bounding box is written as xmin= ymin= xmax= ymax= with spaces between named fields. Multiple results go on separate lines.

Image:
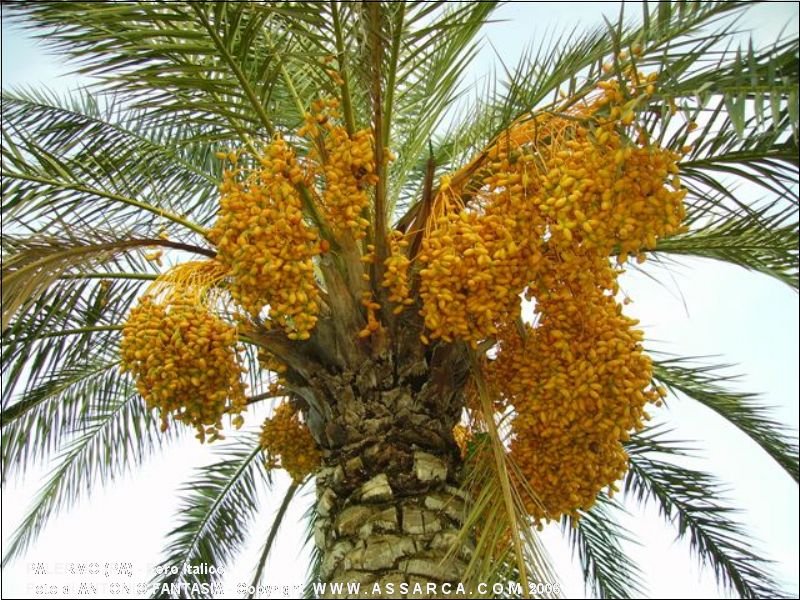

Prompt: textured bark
xmin=306 ymin=351 xmax=473 ymax=599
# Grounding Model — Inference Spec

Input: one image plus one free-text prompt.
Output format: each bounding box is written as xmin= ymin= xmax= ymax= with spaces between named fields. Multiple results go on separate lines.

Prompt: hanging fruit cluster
xmin=419 ymin=203 xmax=543 ymax=345
xmin=422 ymin=65 xmax=686 ymax=521
xmin=355 ymin=228 xmax=413 ymax=339
xmin=259 ymin=402 xmax=321 ymax=483
xmin=453 ymin=423 xmax=474 ymax=459
xmin=531 ymin=103 xmax=685 ymax=261
xmin=207 ymin=139 xmax=321 ymax=340
xmin=487 ymin=256 xmax=666 ymax=523
xmin=382 ymin=229 xmax=414 ymax=313
xmin=120 ymin=296 xmax=247 ymax=442
xmin=257 ymin=347 xmax=289 ymax=395
xmin=419 ymin=65 xmax=686 ymax=347
xmin=301 ymin=97 xmax=377 ymax=238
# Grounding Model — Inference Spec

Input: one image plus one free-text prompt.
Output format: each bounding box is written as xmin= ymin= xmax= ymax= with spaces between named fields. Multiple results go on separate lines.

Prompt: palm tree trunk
xmin=309 ymin=353 xmax=471 ymax=598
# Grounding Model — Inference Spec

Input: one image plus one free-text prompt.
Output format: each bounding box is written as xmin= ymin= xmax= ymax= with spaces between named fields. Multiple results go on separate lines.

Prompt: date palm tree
xmin=2 ymin=2 xmax=797 ymax=598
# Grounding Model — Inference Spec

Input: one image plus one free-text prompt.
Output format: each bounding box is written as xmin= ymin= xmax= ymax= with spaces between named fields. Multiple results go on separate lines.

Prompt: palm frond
xmin=2 ymin=266 xmax=146 ymax=399
xmin=677 ymin=107 xmax=798 ymax=202
xmin=2 ymin=355 xmax=120 ymax=480
xmin=2 ymin=265 xmax=155 ymax=480
xmin=656 ymin=35 xmax=799 ymax=137
xmin=302 ymin=493 xmax=322 ymax=600
xmin=458 ymin=360 xmax=558 ymax=599
xmin=654 ymin=197 xmax=798 ymax=289
xmin=2 ymin=386 xmax=170 ymax=567
xmin=431 ymin=1 xmax=743 ymax=174
xmin=388 ymin=1 xmax=498 ymax=209
xmin=2 ymin=2 xmax=289 ymax=141
xmin=1 ymin=88 xmax=222 ymax=227
xmin=653 ymin=357 xmax=800 ymax=481
xmin=150 ymin=432 xmax=269 ymax=599
xmin=1 ymin=231 xmax=208 ymax=331
xmin=252 ymin=2 xmax=358 ymax=126
xmin=563 ymin=495 xmax=645 ymax=599
xmin=646 ymin=94 xmax=798 ymax=237
xmin=248 ymin=480 xmax=303 ymax=598
xmin=457 ymin=433 xmax=558 ymax=599
xmin=624 ymin=429 xmax=781 ymax=599
xmin=3 ymin=124 xmax=201 ymax=235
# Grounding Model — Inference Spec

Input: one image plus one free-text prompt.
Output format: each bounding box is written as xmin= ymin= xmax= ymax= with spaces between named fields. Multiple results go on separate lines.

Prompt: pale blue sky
xmin=1 ymin=3 xmax=798 ymax=599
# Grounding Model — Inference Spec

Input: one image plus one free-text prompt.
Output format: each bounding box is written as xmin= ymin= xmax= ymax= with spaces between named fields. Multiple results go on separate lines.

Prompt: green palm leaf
xmin=654 ymin=198 xmax=799 ymax=289
xmin=430 ymin=2 xmax=741 ymax=173
xmin=563 ymin=495 xmax=645 ymax=599
xmin=387 ymin=2 xmax=498 ymax=208
xmin=625 ymin=429 xmax=779 ymax=599
xmin=1 ymin=89 xmax=223 ymax=227
xmin=248 ymin=480 xmax=304 ymax=598
xmin=653 ymin=357 xmax=800 ymax=481
xmin=2 ymin=386 xmax=169 ymax=567
xmin=1 ymin=231 xmax=210 ymax=331
xmin=3 ymin=2 xmax=280 ymax=140
xmin=150 ymin=432 xmax=269 ymax=599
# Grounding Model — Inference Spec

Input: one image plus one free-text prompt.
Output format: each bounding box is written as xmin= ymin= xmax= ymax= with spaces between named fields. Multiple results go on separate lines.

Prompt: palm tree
xmin=2 ymin=1 xmax=798 ymax=598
